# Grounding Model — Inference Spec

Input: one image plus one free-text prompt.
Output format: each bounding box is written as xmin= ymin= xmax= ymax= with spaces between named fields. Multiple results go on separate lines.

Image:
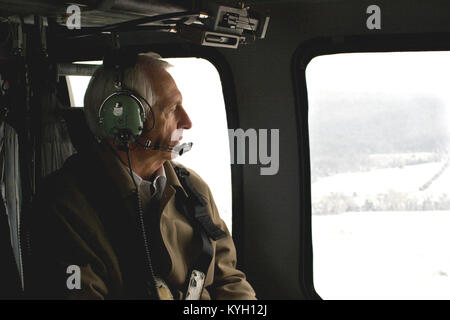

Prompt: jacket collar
xmin=163 ymin=160 xmax=188 ymax=198
xmin=159 ymin=161 xmax=189 ymax=211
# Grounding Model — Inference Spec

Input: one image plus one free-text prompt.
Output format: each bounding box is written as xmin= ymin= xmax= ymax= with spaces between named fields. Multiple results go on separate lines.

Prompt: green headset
xmin=98 ymin=55 xmax=155 ymax=148
xmin=97 ymin=52 xmax=193 ymax=156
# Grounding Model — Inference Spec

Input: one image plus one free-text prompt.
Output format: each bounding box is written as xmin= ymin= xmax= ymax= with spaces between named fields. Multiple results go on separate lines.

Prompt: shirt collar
xmin=131 ymin=166 xmax=167 ymax=199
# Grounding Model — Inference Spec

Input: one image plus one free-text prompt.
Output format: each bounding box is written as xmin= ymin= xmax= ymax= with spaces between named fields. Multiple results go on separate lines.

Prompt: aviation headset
xmin=97 ymin=51 xmax=193 ymax=155
xmin=98 ymin=52 xmax=155 ymax=149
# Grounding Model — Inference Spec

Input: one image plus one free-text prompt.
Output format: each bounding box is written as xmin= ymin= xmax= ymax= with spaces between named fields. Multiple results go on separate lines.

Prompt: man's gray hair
xmin=84 ymin=52 xmax=171 ymax=138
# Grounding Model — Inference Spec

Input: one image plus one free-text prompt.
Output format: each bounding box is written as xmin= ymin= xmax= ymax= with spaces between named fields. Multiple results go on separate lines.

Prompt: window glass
xmin=66 ymin=75 xmax=91 ymax=107
xmin=66 ymin=58 xmax=232 ymax=231
xmin=165 ymin=58 xmax=232 ymax=231
xmin=306 ymin=52 xmax=450 ymax=299
xmin=66 ymin=60 xmax=102 ymax=107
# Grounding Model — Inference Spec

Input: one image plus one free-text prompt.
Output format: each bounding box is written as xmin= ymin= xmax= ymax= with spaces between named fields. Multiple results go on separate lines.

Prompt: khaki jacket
xmin=26 ymin=142 xmax=256 ymax=300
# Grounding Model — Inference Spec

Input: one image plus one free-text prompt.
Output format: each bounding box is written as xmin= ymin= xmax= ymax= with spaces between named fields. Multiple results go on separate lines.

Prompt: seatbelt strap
xmin=173 ymin=166 xmax=227 ymax=300
xmin=174 ymin=166 xmax=227 ymax=240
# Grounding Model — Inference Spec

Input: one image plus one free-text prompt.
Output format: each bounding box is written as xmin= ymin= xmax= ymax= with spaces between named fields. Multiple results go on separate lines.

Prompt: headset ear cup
xmin=98 ymin=91 xmax=146 ymax=143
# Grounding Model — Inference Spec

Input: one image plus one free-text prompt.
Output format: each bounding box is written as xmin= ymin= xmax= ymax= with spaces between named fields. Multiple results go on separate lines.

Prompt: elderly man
xmin=26 ymin=52 xmax=256 ymax=300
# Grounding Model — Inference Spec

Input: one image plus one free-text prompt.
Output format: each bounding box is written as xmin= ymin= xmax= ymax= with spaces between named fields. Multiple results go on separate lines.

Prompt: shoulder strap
xmin=173 ymin=166 xmax=227 ymax=241
xmin=173 ymin=166 xmax=227 ymax=300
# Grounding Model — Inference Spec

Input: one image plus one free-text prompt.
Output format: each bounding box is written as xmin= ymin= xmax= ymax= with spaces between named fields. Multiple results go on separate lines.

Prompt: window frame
xmin=292 ymin=32 xmax=450 ymax=300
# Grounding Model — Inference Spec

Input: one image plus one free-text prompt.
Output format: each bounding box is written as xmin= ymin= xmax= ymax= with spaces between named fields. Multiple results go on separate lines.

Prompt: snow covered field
xmin=311 ymin=162 xmax=450 ymax=299
xmin=313 ymin=211 xmax=450 ymax=299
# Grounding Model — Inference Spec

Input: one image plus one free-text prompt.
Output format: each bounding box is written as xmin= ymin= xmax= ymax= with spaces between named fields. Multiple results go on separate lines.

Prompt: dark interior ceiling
xmin=0 ymin=0 xmax=190 ymax=26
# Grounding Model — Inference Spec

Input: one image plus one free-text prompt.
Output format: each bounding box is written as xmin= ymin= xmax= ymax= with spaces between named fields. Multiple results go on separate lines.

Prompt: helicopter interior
xmin=0 ymin=0 xmax=449 ymax=300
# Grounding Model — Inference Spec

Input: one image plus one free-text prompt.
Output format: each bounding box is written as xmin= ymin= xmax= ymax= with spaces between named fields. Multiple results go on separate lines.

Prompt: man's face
xmin=138 ymin=66 xmax=192 ymax=160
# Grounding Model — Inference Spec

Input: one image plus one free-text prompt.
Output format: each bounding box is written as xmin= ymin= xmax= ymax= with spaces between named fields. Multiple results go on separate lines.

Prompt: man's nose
xmin=178 ymin=106 xmax=192 ymax=130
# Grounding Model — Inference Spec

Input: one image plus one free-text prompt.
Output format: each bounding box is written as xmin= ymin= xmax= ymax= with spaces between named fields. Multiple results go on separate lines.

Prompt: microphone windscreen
xmin=175 ymin=142 xmax=193 ymax=156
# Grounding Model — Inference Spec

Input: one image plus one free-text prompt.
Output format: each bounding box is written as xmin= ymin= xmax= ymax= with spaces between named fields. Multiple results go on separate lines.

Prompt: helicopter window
xmin=66 ymin=61 xmax=102 ymax=108
xmin=65 ymin=58 xmax=233 ymax=231
xmin=306 ymin=51 xmax=450 ymax=299
xmin=66 ymin=75 xmax=92 ymax=108
xmin=165 ymin=58 xmax=233 ymax=232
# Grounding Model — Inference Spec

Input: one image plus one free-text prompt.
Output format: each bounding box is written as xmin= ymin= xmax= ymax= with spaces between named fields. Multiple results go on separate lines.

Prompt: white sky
xmin=307 ymin=51 xmax=450 ymax=123
xmin=307 ymin=51 xmax=450 ymax=95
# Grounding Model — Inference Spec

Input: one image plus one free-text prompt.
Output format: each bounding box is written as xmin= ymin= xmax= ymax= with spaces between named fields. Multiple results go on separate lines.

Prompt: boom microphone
xmin=174 ymin=143 xmax=193 ymax=155
xmin=137 ymin=140 xmax=193 ymax=156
